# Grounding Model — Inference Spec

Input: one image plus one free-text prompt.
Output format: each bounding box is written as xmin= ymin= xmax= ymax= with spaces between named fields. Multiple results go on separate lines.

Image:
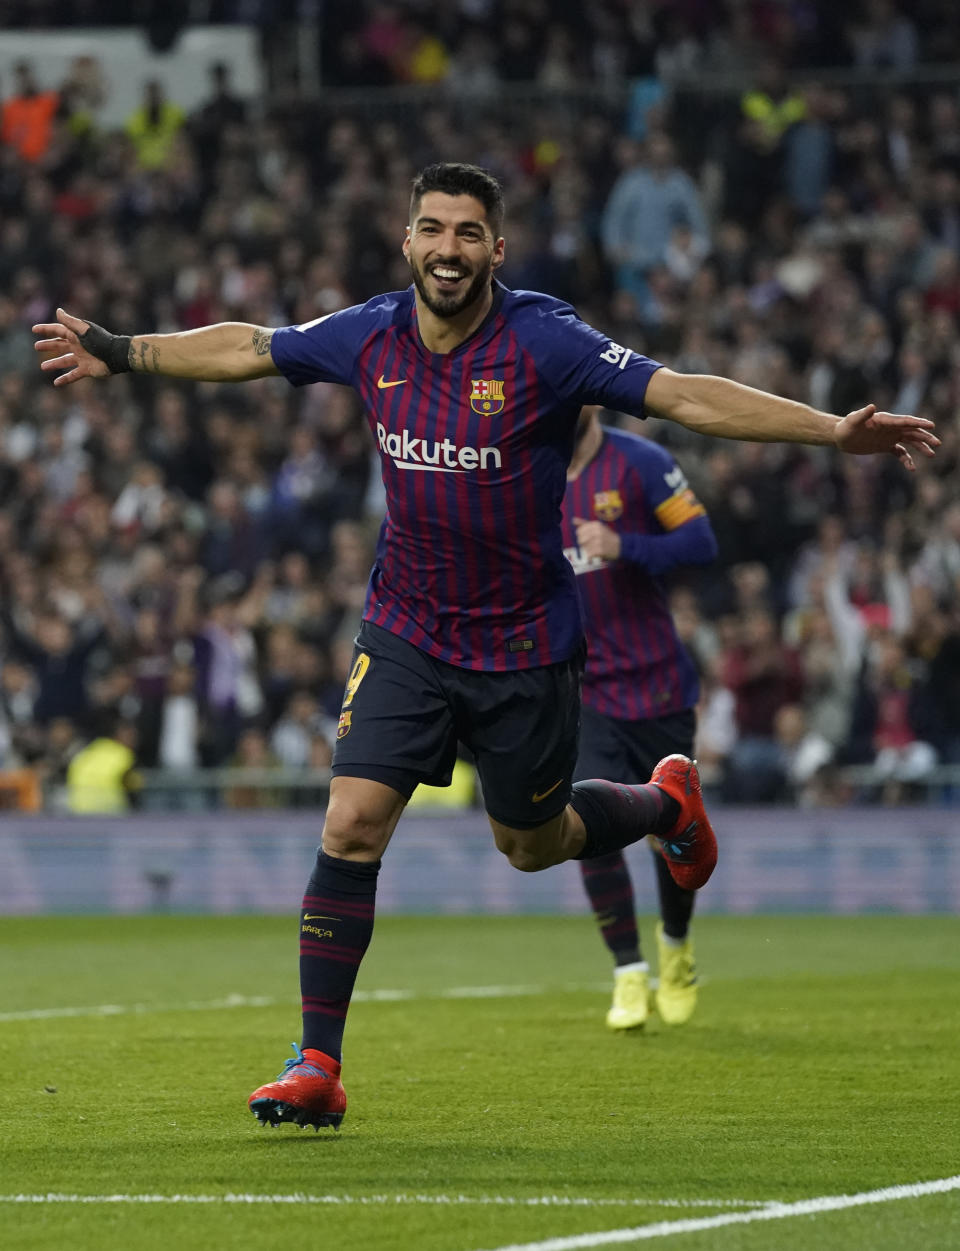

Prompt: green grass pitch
xmin=2 ymin=914 xmax=959 ymax=1250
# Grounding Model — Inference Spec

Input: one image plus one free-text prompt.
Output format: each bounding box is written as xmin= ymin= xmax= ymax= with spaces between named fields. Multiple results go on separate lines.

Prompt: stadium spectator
xmin=65 ymin=712 xmax=137 ymax=813
xmin=5 ymin=609 xmax=110 ymax=730
xmin=224 ymin=727 xmax=283 ymax=809
xmin=917 ymin=604 xmax=960 ymax=767
xmin=56 ymin=55 xmax=108 ymax=143
xmin=771 ymin=703 xmax=836 ymax=805
xmin=154 ymin=660 xmax=201 ymax=771
xmin=402 ymin=19 xmax=452 ymax=85
xmin=34 ymin=715 xmax=84 ymax=811
xmin=845 ymin=631 xmax=938 ymax=801
xmin=269 ymin=424 xmax=338 ymax=559
xmin=693 ymin=655 xmax=738 ymax=792
xmin=601 ymin=132 xmax=709 ymax=304
xmin=740 ymin=59 xmax=806 ymax=150
xmin=912 ymin=501 xmax=960 ymax=600
xmin=783 ymin=82 xmax=837 ymax=219
xmin=270 ymin=689 xmax=329 ymax=769
xmin=848 ymin=0 xmax=919 ymax=72
xmin=110 ymin=460 xmax=168 ymax=534
xmin=0 ymin=294 xmax=36 ymax=374
xmin=1 ymin=61 xmax=59 ymax=164
xmin=144 ymin=387 xmax=214 ymax=502
xmin=0 ymin=658 xmax=39 ymax=766
xmin=722 ymin=608 xmax=805 ymax=802
xmin=191 ymin=62 xmax=248 ymax=170
xmin=124 ymin=80 xmax=186 ymax=171
xmin=202 ymin=479 xmax=269 ymax=580
xmin=192 ymin=576 xmax=265 ymax=765
xmin=446 ymin=29 xmax=499 ymax=99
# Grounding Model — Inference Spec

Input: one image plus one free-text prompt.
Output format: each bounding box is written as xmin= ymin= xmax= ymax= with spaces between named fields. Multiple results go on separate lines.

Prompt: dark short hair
xmin=410 ymin=163 xmax=505 ymax=237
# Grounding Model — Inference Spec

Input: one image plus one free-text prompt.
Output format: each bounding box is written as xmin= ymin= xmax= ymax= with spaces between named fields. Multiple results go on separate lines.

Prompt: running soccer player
xmin=565 ymin=407 xmax=717 ymax=1031
xmin=34 ymin=162 xmax=938 ymax=1130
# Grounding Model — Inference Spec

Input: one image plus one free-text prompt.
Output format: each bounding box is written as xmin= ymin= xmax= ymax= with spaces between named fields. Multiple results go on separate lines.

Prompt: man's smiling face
xmin=403 ymin=191 xmax=504 ymax=319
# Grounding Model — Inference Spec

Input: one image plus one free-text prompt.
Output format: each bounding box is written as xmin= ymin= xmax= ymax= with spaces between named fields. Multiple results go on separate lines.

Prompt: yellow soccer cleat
xmin=605 ymin=964 xmax=650 ymax=1030
xmin=654 ymin=922 xmax=698 ymax=1024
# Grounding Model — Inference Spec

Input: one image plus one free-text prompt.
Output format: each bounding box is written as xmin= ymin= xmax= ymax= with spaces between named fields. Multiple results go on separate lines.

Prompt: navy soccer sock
xmin=578 ymin=852 xmax=641 ymax=966
xmin=299 ymin=850 xmax=380 ymax=1062
xmin=570 ymin=779 xmax=680 ymax=861
xmin=652 ymin=844 xmax=695 ymax=939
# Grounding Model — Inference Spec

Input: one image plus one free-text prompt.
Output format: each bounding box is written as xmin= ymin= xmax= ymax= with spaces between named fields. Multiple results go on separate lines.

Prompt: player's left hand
xmin=573 ymin=518 xmax=621 ymax=561
xmin=835 ymin=404 xmax=939 ymax=471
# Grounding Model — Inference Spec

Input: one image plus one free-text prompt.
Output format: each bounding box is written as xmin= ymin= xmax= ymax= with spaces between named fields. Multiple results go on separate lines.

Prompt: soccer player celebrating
xmin=35 ymin=162 xmax=938 ymax=1130
xmin=565 ymin=406 xmax=717 ymax=1030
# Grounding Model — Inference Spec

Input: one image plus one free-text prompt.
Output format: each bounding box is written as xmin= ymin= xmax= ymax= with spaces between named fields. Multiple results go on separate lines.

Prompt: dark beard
xmin=410 ymin=261 xmax=492 ymax=319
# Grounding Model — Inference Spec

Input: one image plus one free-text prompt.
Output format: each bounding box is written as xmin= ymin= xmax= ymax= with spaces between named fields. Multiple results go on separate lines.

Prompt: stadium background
xmin=2 ymin=1 xmax=960 ymax=913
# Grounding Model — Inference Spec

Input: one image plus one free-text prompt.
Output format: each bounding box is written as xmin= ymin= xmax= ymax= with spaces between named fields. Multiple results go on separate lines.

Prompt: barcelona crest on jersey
xmin=593 ymin=489 xmax=624 ymax=522
xmin=337 ymin=711 xmax=352 ymax=739
xmin=470 ymin=378 xmax=505 ymax=415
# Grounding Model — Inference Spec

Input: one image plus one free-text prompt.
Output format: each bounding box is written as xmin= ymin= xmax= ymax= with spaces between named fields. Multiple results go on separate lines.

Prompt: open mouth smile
xmin=429 ymin=266 xmax=468 ymax=291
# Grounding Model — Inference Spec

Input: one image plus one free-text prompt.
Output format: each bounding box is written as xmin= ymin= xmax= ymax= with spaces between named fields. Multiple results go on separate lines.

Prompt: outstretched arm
xmin=643 ymin=368 xmax=939 ymax=471
xmin=33 ymin=308 xmax=281 ymax=385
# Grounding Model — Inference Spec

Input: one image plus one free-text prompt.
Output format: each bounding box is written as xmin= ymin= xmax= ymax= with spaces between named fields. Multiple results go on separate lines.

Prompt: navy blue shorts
xmin=332 ymin=621 xmax=584 ymax=828
xmin=574 ymin=705 xmax=696 ymax=786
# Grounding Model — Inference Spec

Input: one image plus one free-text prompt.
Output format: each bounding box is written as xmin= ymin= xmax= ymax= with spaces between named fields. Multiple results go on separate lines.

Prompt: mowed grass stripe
xmin=0 ymin=1194 xmax=772 ymax=1209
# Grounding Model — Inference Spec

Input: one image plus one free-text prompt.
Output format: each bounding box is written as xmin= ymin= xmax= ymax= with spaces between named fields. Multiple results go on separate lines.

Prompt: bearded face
xmin=404 ymin=191 xmax=503 ymax=321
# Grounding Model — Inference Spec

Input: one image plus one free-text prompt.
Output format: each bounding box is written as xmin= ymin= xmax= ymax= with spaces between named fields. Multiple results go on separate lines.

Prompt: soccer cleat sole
xmin=649 ymin=755 xmax=717 ymax=891
xmin=605 ymin=1009 xmax=647 ymax=1031
xmin=249 ymin=1097 xmax=344 ymax=1131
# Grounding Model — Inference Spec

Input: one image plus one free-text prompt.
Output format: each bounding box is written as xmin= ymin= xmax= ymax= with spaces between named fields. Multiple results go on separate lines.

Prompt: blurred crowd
xmin=5 ymin=1 xmax=960 ymax=83
xmin=2 ymin=0 xmax=960 ymax=811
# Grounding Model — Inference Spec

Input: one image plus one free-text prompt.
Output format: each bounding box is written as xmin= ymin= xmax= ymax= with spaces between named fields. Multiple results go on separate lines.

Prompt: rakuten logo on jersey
xmin=376 ymin=423 xmax=503 ymax=473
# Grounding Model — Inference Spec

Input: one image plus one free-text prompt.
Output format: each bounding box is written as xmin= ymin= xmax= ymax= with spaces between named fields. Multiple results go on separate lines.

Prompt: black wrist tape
xmin=78 ymin=321 xmax=133 ymax=374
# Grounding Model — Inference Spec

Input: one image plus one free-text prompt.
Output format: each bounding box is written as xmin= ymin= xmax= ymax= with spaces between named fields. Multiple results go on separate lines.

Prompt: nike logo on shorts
xmin=531 ymin=779 xmax=564 ymax=803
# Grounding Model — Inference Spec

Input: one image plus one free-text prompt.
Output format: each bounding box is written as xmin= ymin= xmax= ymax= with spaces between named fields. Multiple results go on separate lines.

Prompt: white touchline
xmin=473 ymin=1175 xmax=960 ymax=1251
xmin=0 ymin=983 xmax=610 ymax=1024
xmin=0 ymin=994 xmax=281 ymax=1023
xmin=0 ymin=1195 xmax=773 ymax=1209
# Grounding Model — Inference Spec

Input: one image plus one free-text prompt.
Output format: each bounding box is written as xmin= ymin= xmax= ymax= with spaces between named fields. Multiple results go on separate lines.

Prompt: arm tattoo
xmin=252 ymin=328 xmax=273 ymax=356
xmin=130 ymin=340 xmax=161 ymax=373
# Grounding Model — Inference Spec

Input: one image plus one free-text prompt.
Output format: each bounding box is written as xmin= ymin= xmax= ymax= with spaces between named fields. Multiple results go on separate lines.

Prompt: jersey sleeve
xmin=528 ymin=300 xmax=663 ymax=415
xmin=627 ymin=438 xmax=708 ymax=531
xmin=270 ymin=304 xmax=372 ymax=388
xmin=616 ymin=437 xmax=717 ymax=573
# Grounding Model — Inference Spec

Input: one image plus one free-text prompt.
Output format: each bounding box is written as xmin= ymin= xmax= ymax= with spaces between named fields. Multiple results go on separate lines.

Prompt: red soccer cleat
xmin=248 ymin=1044 xmax=346 ymax=1130
xmin=648 ymin=755 xmax=718 ymax=891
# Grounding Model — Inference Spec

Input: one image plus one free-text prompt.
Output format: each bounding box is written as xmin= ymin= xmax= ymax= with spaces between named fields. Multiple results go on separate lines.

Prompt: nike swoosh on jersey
xmin=531 ymin=779 xmax=564 ymax=803
xmin=377 ymin=375 xmax=407 ymax=389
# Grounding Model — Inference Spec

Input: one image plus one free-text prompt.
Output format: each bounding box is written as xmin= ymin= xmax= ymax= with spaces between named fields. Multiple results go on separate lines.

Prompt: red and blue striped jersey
xmin=561 ymin=427 xmax=717 ymax=721
xmin=271 ymin=282 xmax=662 ymax=671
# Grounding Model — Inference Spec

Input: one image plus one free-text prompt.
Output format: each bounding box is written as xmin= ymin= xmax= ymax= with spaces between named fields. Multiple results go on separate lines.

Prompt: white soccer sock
xmin=614 ymin=960 xmax=649 ymax=977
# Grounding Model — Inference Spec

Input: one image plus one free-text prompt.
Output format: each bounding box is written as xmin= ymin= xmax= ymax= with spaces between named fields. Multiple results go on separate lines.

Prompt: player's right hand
xmin=33 ymin=308 xmax=112 ymax=385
